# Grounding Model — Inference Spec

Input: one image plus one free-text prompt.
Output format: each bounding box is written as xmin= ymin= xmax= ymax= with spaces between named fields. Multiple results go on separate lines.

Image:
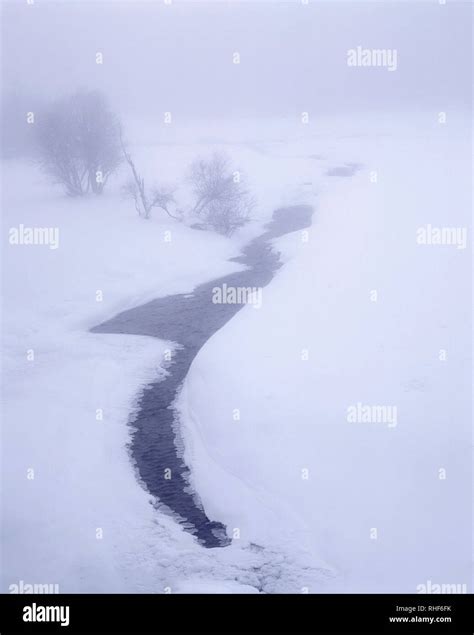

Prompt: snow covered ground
xmin=177 ymin=112 xmax=472 ymax=593
xmin=1 ymin=122 xmax=323 ymax=593
xmin=2 ymin=112 xmax=471 ymax=593
xmin=0 ymin=161 xmax=242 ymax=592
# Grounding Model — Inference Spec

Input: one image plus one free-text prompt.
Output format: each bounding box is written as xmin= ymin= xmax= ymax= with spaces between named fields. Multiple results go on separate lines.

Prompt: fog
xmin=2 ymin=0 xmax=471 ymax=119
xmin=1 ymin=0 xmax=472 ymax=602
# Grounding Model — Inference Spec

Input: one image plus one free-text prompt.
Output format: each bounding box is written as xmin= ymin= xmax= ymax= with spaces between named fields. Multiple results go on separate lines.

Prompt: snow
xmin=2 ymin=112 xmax=471 ymax=593
xmin=176 ymin=112 xmax=472 ymax=593
xmin=1 ymin=157 xmax=249 ymax=593
xmin=2 ymin=130 xmax=326 ymax=593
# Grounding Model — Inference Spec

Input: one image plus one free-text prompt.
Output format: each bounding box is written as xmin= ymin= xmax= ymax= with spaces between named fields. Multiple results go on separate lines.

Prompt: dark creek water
xmin=91 ymin=205 xmax=313 ymax=547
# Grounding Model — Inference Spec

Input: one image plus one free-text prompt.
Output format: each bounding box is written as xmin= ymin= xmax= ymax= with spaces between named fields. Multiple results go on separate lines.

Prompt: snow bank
xmin=1 ymin=159 xmax=247 ymax=592
xmin=177 ymin=112 xmax=472 ymax=592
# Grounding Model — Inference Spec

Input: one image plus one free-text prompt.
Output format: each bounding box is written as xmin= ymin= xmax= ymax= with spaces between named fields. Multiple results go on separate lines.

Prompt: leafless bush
xmin=36 ymin=91 xmax=121 ymax=196
xmin=187 ymin=153 xmax=254 ymax=236
xmin=120 ymin=134 xmax=178 ymax=220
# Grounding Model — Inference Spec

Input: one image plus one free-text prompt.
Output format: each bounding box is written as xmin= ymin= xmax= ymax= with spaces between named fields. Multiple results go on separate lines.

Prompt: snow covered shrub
xmin=36 ymin=91 xmax=121 ymax=196
xmin=187 ymin=153 xmax=254 ymax=236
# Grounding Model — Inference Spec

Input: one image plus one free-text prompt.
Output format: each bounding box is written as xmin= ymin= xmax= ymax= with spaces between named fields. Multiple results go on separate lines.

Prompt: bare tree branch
xmin=120 ymin=130 xmax=179 ymax=221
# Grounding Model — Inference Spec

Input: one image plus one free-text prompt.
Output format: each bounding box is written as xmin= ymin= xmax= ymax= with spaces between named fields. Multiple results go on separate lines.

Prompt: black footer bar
xmin=0 ymin=593 xmax=472 ymax=634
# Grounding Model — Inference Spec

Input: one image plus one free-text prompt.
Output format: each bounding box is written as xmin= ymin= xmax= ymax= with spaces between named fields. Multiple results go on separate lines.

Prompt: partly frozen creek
xmin=91 ymin=205 xmax=313 ymax=547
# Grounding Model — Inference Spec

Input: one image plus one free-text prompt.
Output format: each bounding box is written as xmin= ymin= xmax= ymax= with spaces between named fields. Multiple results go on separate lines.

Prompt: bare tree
xmin=187 ymin=153 xmax=254 ymax=236
xmin=36 ymin=91 xmax=121 ymax=196
xmin=120 ymin=132 xmax=178 ymax=220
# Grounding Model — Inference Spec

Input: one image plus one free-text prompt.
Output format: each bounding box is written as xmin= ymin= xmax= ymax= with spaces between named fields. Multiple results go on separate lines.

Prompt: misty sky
xmin=1 ymin=0 xmax=472 ymax=118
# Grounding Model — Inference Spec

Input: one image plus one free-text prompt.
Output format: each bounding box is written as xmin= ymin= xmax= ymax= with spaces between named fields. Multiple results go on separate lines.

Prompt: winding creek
xmin=91 ymin=204 xmax=313 ymax=548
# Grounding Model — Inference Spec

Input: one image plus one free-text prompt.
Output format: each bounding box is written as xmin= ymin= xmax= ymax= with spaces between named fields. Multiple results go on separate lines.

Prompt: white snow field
xmin=176 ymin=112 xmax=472 ymax=593
xmin=2 ymin=113 xmax=471 ymax=593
